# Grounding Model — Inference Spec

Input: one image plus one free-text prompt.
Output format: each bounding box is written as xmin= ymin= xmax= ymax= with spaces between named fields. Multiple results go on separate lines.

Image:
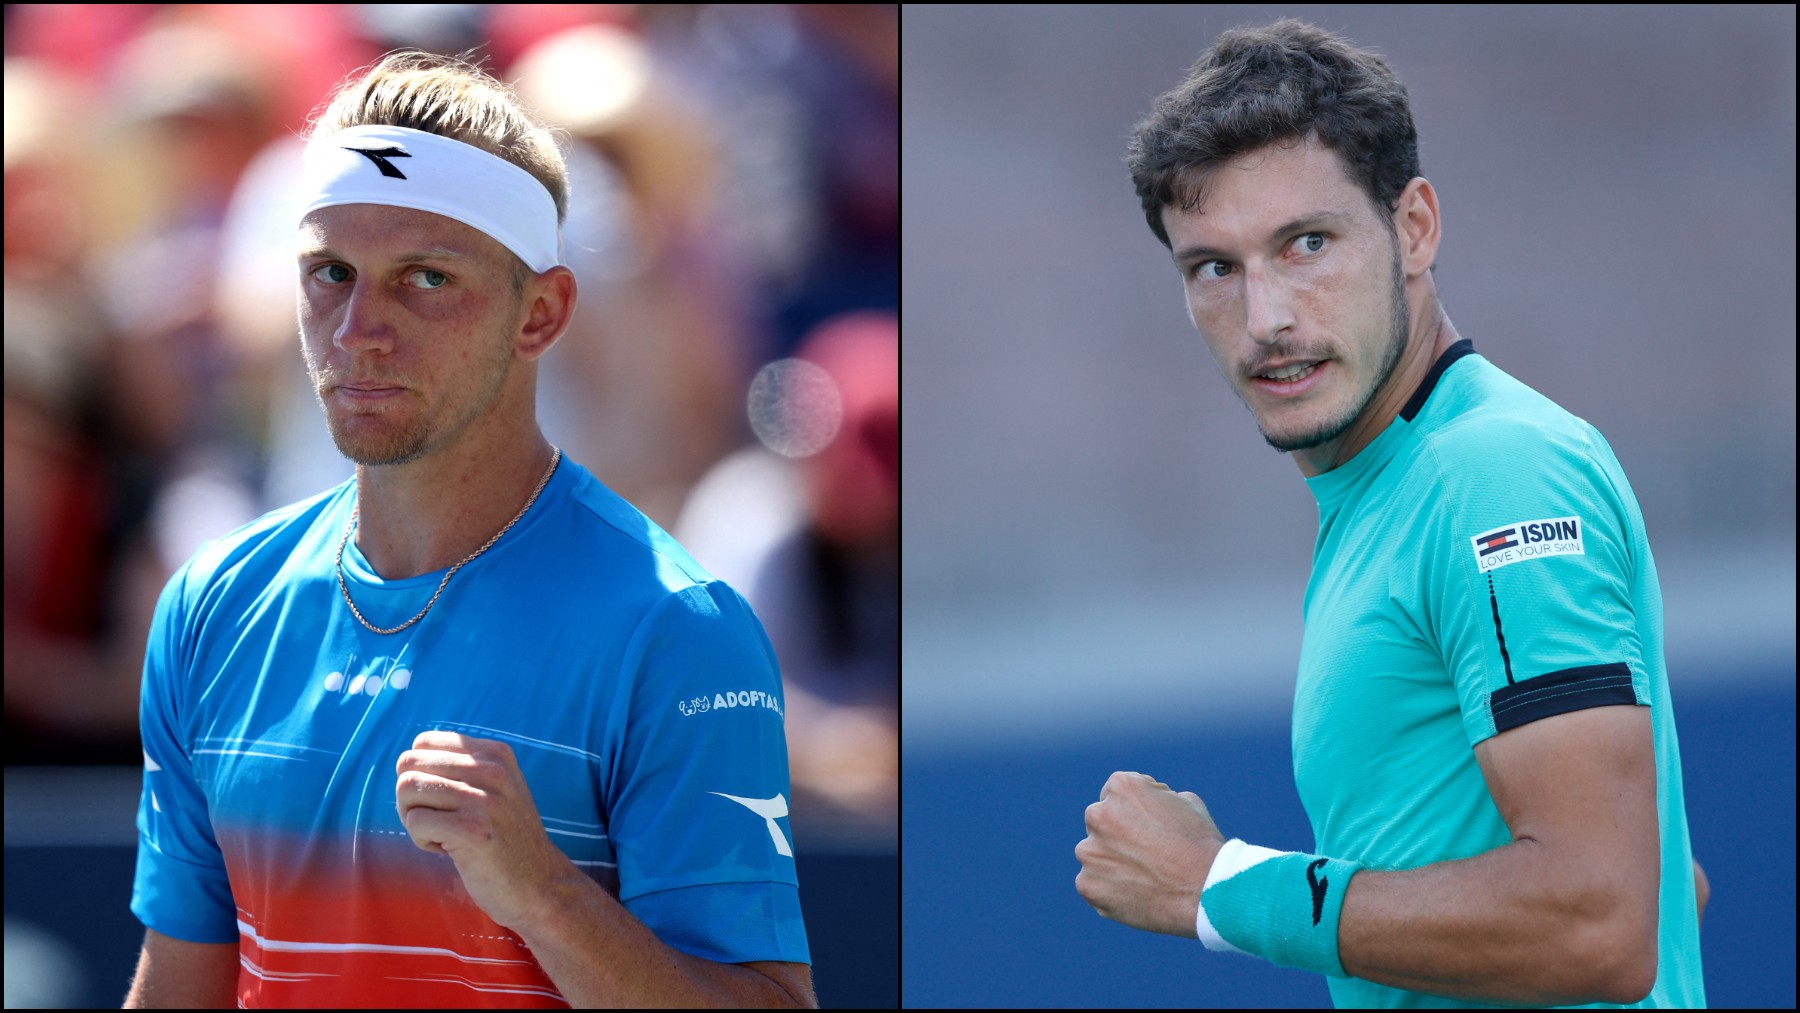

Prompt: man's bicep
xmin=1474 ymin=703 xmax=1655 ymax=842
xmin=123 ymin=927 xmax=237 ymax=1008
xmin=1473 ymin=704 xmax=1659 ymax=927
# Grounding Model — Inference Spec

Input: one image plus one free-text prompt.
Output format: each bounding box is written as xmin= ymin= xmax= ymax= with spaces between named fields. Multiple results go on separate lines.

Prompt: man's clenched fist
xmin=1075 ymin=771 xmax=1226 ymax=937
xmin=396 ymin=730 xmax=578 ymax=931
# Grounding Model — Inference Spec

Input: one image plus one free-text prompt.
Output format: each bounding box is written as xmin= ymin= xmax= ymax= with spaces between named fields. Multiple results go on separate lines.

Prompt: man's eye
xmin=1196 ymin=260 xmax=1232 ymax=281
xmin=309 ymin=263 xmax=350 ymax=284
xmin=406 ymin=269 xmax=449 ymax=290
xmin=1295 ymin=232 xmax=1327 ymax=254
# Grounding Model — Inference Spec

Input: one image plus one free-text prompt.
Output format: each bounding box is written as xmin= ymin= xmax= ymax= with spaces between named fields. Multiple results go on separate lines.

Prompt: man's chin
xmin=1256 ymin=411 xmax=1358 ymax=454
xmin=325 ymin=420 xmax=429 ymax=468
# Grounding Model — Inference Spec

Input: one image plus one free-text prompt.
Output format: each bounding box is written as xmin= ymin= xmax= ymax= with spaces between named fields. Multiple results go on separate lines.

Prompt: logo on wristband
xmin=1306 ymin=858 xmax=1330 ymax=926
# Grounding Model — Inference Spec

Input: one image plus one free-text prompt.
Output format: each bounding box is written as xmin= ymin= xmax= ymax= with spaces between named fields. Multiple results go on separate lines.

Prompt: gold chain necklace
xmin=336 ymin=447 xmax=561 ymax=635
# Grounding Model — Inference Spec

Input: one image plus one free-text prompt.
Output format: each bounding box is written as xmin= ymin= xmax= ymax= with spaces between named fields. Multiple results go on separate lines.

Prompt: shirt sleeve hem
xmin=1488 ymin=662 xmax=1640 ymax=734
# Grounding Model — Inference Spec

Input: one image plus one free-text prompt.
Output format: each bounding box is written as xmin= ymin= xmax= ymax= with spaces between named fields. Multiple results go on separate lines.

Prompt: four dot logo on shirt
xmin=323 ymin=664 xmax=413 ymax=696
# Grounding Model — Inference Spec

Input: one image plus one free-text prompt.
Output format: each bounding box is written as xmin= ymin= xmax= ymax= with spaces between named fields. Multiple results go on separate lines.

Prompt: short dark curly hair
xmin=1126 ymin=19 xmax=1419 ymax=248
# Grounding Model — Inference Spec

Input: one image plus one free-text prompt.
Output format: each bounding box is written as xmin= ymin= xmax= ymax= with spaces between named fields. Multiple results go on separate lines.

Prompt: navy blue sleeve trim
xmin=1489 ymin=662 xmax=1637 ymax=734
xmin=1400 ymin=339 xmax=1476 ymax=422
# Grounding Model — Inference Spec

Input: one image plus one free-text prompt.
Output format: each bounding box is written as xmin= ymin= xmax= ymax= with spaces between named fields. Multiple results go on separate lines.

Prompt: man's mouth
xmin=1256 ymin=361 xmax=1320 ymax=382
xmin=1248 ymin=359 xmax=1330 ymax=397
xmin=1252 ymin=359 xmax=1325 ymax=382
xmin=332 ymin=376 xmax=407 ymax=391
xmin=335 ymin=383 xmax=406 ymax=401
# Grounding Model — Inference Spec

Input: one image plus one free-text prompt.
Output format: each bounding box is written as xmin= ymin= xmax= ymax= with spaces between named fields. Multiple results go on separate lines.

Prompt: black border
xmin=1489 ymin=662 xmax=1637 ymax=733
xmin=1400 ymin=339 xmax=1477 ymax=422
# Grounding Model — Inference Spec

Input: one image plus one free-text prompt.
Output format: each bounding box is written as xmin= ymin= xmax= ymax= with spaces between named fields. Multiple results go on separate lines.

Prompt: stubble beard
xmin=1257 ymin=247 xmax=1411 ymax=454
xmin=309 ymin=332 xmax=514 ymax=468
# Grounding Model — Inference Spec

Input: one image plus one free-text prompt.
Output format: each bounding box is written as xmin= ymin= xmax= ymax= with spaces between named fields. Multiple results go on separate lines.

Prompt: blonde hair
xmin=308 ymin=50 xmax=569 ymax=227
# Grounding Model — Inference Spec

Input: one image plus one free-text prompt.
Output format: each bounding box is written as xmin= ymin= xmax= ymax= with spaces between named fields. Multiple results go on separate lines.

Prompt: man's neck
xmin=352 ymin=422 xmax=557 ymax=580
xmin=1292 ymin=301 xmax=1461 ymax=479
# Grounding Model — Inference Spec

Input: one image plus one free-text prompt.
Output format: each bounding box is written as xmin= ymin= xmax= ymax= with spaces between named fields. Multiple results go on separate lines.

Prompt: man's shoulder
xmin=555 ymin=460 xmax=718 ymax=596
xmin=1409 ymin=355 xmax=1618 ymax=490
xmin=175 ymin=481 xmax=354 ymax=601
xmin=1394 ymin=354 xmax=1642 ymax=559
xmin=550 ymin=462 xmax=775 ymax=677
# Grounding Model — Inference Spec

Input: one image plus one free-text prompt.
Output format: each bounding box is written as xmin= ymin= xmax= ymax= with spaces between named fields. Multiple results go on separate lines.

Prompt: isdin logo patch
xmin=1470 ymin=516 xmax=1584 ymax=572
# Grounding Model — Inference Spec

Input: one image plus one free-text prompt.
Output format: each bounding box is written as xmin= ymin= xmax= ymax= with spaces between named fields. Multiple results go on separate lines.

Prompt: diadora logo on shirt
xmin=1470 ymin=515 xmax=1584 ymax=572
xmin=711 ymin=791 xmax=794 ymax=857
xmin=322 ymin=657 xmax=414 ymax=698
xmin=677 ymin=689 xmax=784 ymax=718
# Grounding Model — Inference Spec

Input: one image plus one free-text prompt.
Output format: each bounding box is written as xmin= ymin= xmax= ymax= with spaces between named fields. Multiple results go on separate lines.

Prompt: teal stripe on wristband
xmin=1201 ymin=849 xmax=1361 ymax=977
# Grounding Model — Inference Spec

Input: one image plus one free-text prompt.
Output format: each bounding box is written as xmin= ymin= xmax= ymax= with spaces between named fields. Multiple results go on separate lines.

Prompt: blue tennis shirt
xmin=132 ymin=455 xmax=809 ymax=1008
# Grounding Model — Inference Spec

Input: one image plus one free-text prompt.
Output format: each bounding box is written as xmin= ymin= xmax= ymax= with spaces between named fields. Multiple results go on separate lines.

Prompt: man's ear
xmin=515 ymin=265 xmax=577 ymax=361
xmin=1393 ymin=177 xmax=1441 ymax=279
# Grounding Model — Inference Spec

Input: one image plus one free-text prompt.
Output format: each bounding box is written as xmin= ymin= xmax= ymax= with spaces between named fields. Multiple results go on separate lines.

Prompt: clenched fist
xmin=1075 ymin=771 xmax=1226 ymax=937
xmin=396 ymin=730 xmax=578 ymax=931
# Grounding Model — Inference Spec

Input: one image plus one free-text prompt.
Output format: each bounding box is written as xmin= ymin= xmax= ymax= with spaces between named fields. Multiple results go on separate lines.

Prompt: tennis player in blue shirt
xmin=126 ymin=51 xmax=812 ymax=1009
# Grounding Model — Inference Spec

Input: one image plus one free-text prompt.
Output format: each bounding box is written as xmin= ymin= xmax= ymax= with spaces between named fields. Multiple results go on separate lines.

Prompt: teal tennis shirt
xmin=1294 ymin=342 xmax=1703 ymax=1008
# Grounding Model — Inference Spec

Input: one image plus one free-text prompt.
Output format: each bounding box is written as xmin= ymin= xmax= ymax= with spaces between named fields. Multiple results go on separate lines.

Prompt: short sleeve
xmin=1420 ymin=423 xmax=1649 ymax=748
xmin=131 ymin=562 xmax=238 ymax=944
xmin=606 ymin=581 xmax=810 ymax=965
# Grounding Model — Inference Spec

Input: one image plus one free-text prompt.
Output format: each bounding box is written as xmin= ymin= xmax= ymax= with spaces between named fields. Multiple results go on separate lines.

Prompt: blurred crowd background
xmin=3 ymin=2 xmax=896 ymax=833
xmin=4 ymin=4 xmax=895 ymax=1006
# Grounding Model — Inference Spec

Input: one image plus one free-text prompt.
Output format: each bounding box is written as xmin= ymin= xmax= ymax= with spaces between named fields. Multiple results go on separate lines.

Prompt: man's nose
xmin=334 ymin=279 xmax=397 ymax=354
xmin=1242 ymin=266 xmax=1295 ymax=345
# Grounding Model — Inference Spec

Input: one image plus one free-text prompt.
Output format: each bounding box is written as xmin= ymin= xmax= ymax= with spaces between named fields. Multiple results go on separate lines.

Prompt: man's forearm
xmin=513 ymin=867 xmax=813 ymax=1008
xmin=1337 ymin=837 xmax=1656 ymax=1006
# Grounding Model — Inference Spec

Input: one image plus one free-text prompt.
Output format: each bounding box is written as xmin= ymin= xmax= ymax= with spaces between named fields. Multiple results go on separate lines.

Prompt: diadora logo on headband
xmin=305 ymin=125 xmax=563 ymax=272
xmin=343 ymin=145 xmax=412 ymax=179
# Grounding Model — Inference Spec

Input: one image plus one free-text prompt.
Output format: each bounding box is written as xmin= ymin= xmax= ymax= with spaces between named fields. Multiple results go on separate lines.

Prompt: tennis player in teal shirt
xmin=1075 ymin=19 xmax=1705 ymax=1008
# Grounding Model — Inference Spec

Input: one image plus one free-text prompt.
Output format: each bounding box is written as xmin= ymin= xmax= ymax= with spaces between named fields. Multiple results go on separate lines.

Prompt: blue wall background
xmin=903 ymin=675 xmax=1794 ymax=1008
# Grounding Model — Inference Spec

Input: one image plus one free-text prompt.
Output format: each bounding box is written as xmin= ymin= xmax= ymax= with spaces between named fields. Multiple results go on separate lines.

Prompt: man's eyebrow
xmin=1172 ymin=210 xmax=1356 ymax=263
xmin=296 ymin=245 xmax=474 ymax=263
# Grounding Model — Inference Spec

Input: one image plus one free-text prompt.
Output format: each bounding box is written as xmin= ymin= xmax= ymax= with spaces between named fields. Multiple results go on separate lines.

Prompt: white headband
xmin=299 ymin=124 xmax=563 ymax=273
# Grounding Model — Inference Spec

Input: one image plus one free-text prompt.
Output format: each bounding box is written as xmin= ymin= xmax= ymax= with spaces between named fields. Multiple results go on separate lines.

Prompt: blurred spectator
xmin=3 ymin=57 xmax=147 ymax=764
xmin=512 ymin=20 xmax=756 ymax=526
xmin=679 ymin=313 xmax=899 ymax=836
xmin=636 ymin=4 xmax=900 ymax=359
